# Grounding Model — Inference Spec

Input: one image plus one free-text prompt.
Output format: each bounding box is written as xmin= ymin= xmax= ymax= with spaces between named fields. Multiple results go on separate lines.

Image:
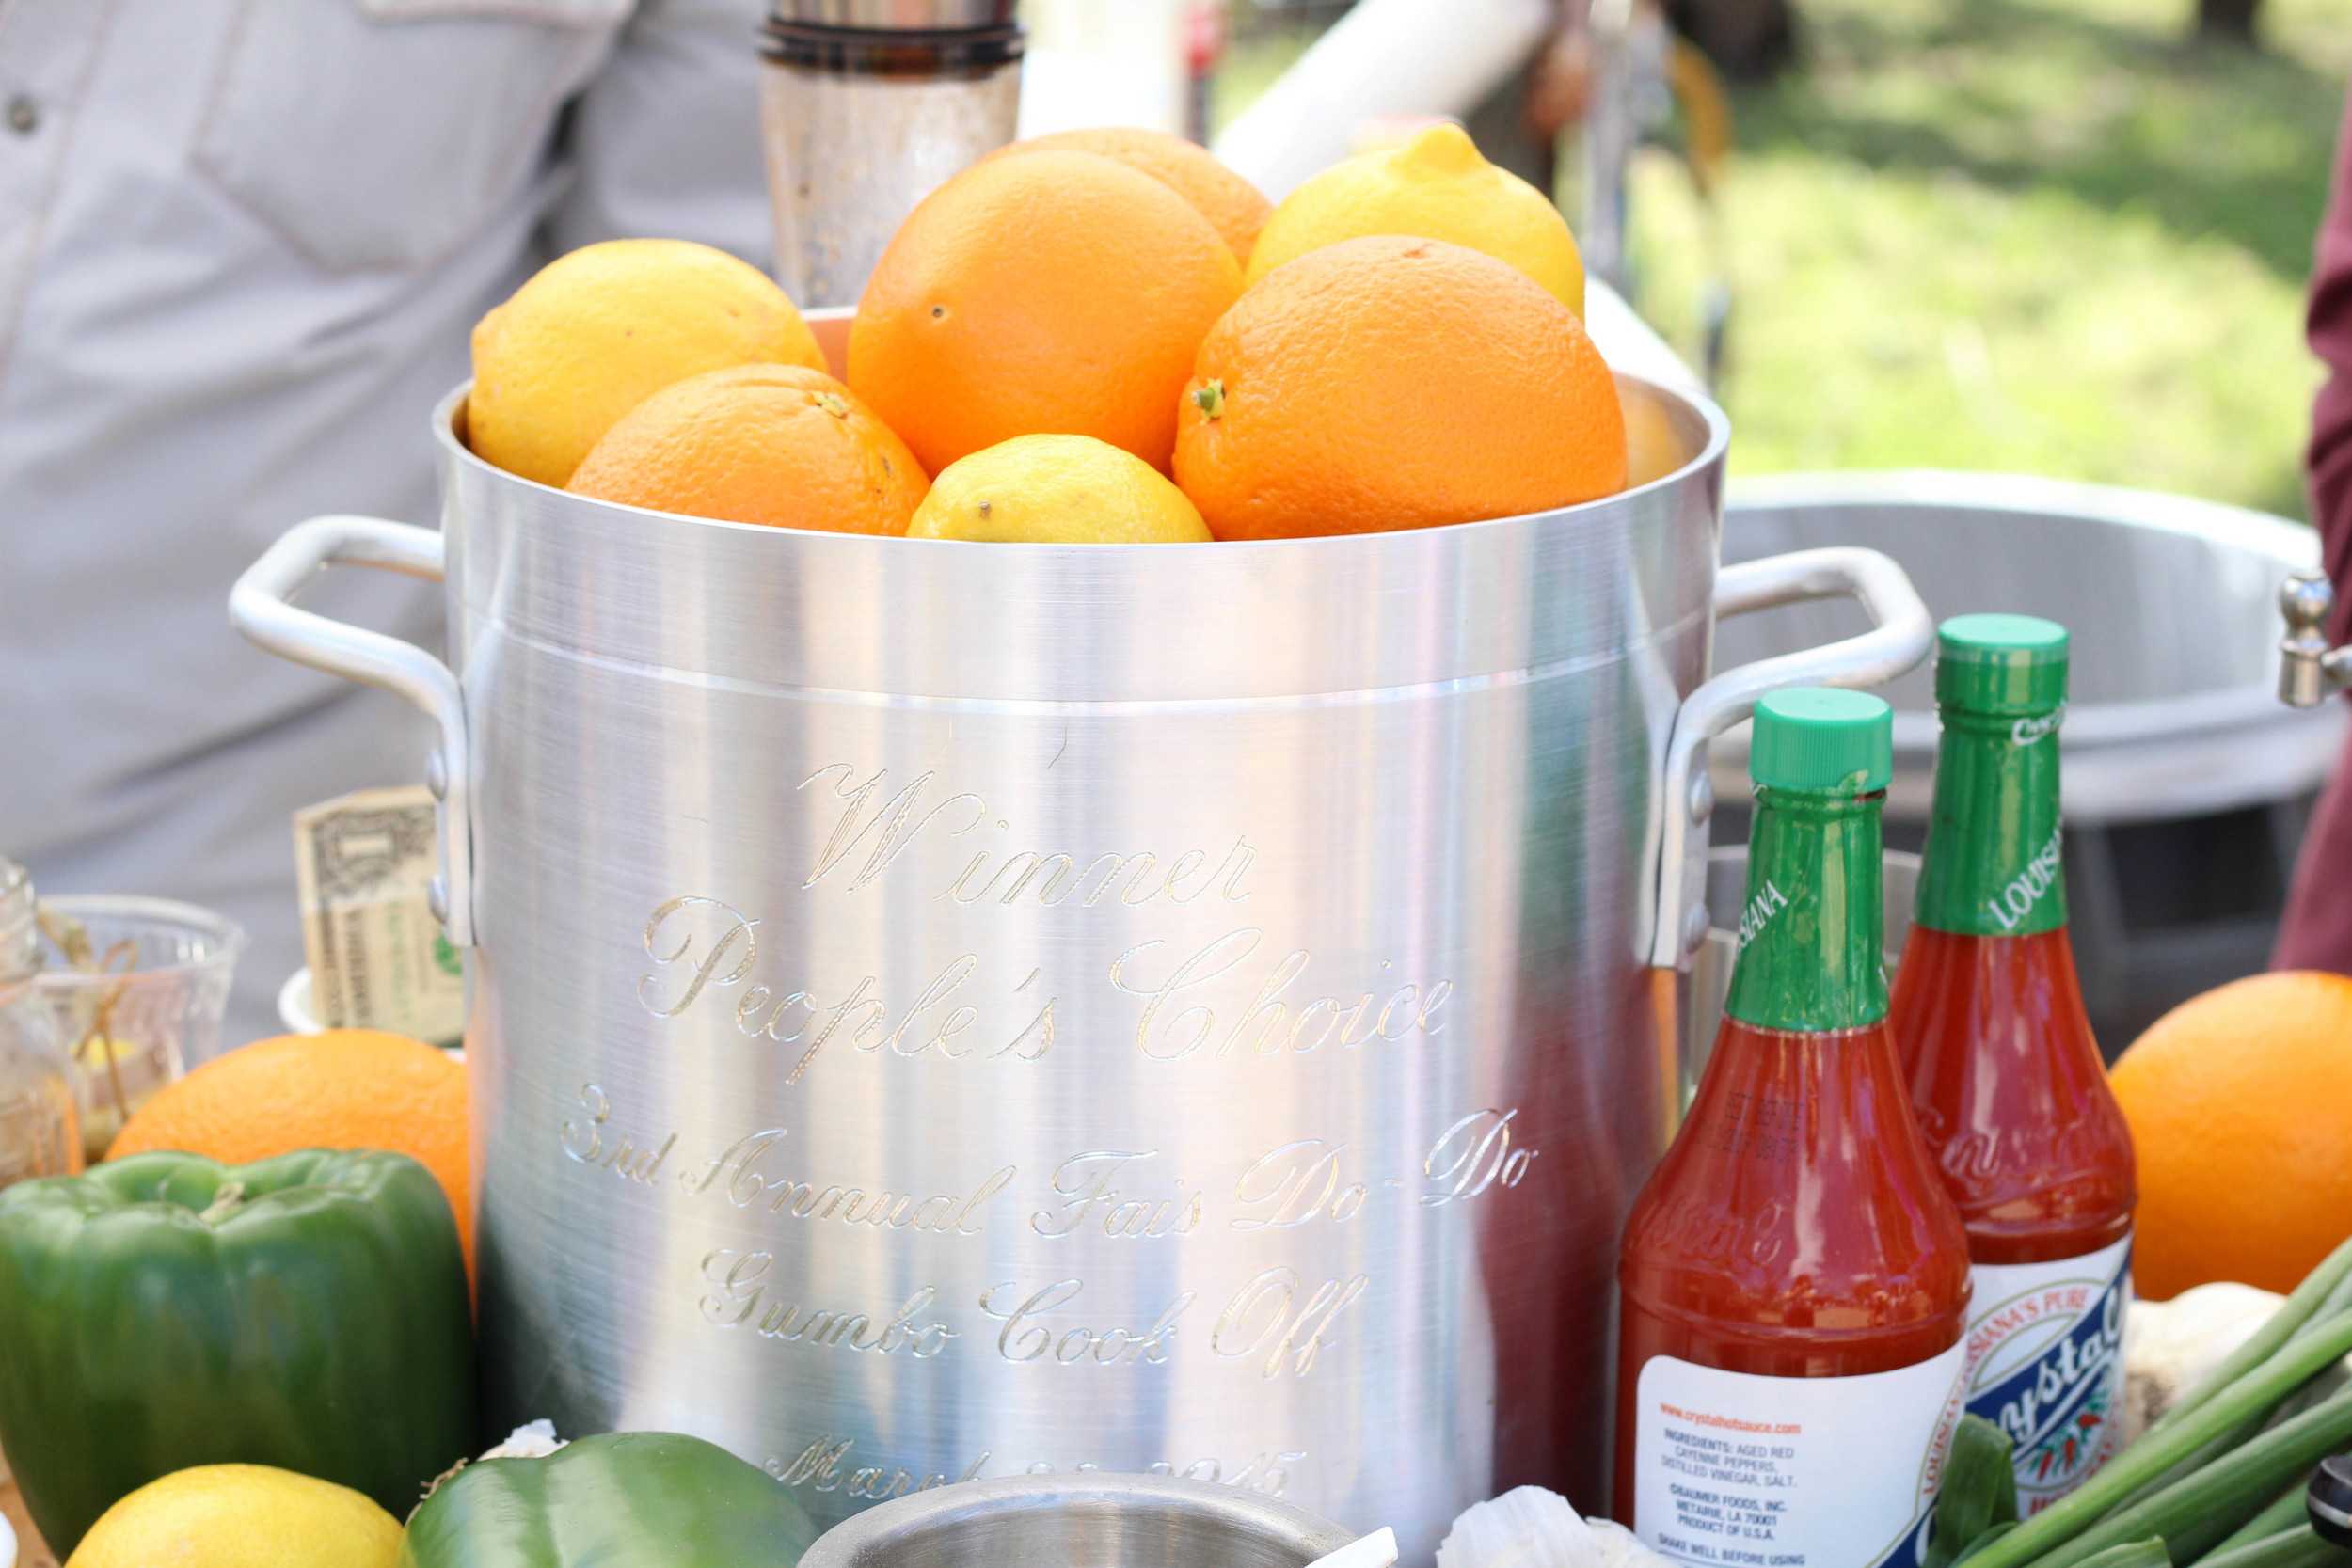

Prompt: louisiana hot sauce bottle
xmin=1617 ymin=689 xmax=1972 ymax=1568
xmin=1891 ymin=616 xmax=2136 ymax=1513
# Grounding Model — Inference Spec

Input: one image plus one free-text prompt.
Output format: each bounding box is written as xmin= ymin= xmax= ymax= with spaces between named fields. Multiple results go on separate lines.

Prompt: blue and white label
xmin=1634 ymin=1341 xmax=1967 ymax=1568
xmin=1963 ymin=1234 xmax=2132 ymax=1513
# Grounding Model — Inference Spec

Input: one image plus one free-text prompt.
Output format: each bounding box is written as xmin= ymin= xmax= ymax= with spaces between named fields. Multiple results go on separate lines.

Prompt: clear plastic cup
xmin=31 ymin=895 xmax=245 ymax=1164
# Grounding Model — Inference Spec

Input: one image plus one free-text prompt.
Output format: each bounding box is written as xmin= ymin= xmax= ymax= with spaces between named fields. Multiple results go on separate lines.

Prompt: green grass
xmin=1623 ymin=0 xmax=2352 ymax=517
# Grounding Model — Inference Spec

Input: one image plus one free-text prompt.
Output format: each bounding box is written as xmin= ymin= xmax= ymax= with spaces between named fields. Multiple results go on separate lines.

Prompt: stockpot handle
xmin=228 ymin=515 xmax=472 ymax=948
xmin=1647 ymin=546 xmax=1933 ymax=973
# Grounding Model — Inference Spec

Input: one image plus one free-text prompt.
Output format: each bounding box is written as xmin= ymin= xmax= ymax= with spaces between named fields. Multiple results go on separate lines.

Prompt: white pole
xmin=1211 ymin=0 xmax=1555 ymax=198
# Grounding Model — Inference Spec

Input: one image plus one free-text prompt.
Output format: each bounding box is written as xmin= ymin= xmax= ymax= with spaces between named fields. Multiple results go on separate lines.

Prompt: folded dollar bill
xmin=293 ymin=785 xmax=464 ymax=1046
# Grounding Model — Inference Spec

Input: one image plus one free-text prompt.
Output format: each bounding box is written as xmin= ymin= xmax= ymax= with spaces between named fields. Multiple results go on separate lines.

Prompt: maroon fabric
xmin=2272 ymin=93 xmax=2352 ymax=975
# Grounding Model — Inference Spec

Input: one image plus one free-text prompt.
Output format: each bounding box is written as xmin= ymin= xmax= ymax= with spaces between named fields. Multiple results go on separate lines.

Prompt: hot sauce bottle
xmin=1890 ymin=616 xmax=2136 ymax=1513
xmin=1617 ymin=688 xmax=1972 ymax=1568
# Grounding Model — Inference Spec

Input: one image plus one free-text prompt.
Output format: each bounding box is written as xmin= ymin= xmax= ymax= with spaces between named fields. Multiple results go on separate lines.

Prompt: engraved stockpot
xmin=229 ymin=324 xmax=1931 ymax=1559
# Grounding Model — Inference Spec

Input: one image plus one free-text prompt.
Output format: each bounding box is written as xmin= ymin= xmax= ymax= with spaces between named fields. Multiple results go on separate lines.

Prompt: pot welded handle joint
xmin=228 ymin=515 xmax=473 ymax=947
xmin=1646 ymin=546 xmax=1934 ymax=973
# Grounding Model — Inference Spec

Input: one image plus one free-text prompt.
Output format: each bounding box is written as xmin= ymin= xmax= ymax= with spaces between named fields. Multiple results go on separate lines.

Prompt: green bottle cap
xmin=1936 ymin=613 xmax=2070 ymax=716
xmin=1749 ymin=688 xmax=1894 ymax=793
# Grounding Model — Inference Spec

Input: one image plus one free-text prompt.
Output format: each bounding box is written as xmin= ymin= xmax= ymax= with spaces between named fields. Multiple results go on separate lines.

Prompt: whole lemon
xmin=468 ymin=239 xmax=824 ymax=487
xmin=1246 ymin=123 xmax=1585 ymax=316
xmin=906 ymin=434 xmax=1209 ymax=543
xmin=66 ymin=1465 xmax=401 ymax=1568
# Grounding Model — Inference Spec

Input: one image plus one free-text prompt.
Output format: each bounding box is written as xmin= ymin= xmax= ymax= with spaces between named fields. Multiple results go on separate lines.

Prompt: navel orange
xmin=849 ymin=150 xmax=1244 ymax=475
xmin=985 ymin=126 xmax=1271 ymax=262
xmin=2109 ymin=971 xmax=2352 ymax=1299
xmin=568 ymin=364 xmax=928 ymax=533
xmin=1173 ymin=236 xmax=1626 ymax=540
xmin=108 ymin=1030 xmax=471 ymax=1270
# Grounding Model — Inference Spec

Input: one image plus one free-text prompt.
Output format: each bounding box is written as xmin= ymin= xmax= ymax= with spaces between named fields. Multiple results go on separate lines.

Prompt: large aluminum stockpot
xmin=230 ymin=337 xmax=1931 ymax=1557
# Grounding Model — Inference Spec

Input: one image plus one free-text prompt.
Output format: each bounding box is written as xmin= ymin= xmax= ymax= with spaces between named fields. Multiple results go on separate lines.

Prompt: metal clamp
xmin=2280 ymin=569 xmax=2352 ymax=708
xmin=1648 ymin=546 xmax=1935 ymax=972
xmin=227 ymin=515 xmax=472 ymax=947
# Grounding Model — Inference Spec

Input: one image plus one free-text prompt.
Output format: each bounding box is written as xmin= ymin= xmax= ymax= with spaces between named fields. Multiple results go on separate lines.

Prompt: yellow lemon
xmin=467 ymin=239 xmax=824 ymax=487
xmin=66 ymin=1465 xmax=401 ymax=1568
xmin=906 ymin=434 xmax=1210 ymax=543
xmin=1621 ymin=384 xmax=1691 ymax=488
xmin=1245 ymin=122 xmax=1585 ymax=317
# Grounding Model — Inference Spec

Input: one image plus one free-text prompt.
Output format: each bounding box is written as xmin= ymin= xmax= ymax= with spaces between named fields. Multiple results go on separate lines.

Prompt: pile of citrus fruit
xmin=465 ymin=124 xmax=1633 ymax=543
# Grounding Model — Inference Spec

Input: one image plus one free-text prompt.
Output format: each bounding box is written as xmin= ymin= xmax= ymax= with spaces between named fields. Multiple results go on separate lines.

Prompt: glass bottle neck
xmin=1914 ymin=707 xmax=2067 ymax=937
xmin=1724 ymin=785 xmax=1889 ymax=1033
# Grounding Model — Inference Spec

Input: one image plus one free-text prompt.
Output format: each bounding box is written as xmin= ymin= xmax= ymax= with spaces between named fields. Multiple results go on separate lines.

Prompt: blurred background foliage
xmin=1221 ymin=0 xmax=2352 ymax=518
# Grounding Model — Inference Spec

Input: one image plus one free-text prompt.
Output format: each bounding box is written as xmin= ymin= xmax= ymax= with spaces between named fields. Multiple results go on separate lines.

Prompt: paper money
xmin=293 ymin=785 xmax=465 ymax=1046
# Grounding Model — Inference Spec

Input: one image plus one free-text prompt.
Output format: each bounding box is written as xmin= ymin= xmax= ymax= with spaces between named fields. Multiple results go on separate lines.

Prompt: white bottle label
xmin=1634 ymin=1340 xmax=1967 ymax=1568
xmin=1963 ymin=1234 xmax=2133 ymax=1513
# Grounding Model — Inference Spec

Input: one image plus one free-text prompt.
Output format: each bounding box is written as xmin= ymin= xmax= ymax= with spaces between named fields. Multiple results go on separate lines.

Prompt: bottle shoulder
xmin=1892 ymin=927 xmax=2137 ymax=1245
xmin=1622 ymin=1019 xmax=1974 ymax=1334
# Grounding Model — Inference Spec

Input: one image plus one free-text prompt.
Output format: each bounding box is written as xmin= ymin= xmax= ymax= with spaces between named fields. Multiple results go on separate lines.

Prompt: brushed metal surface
xmin=443 ymin=382 xmax=1721 ymax=1559
xmin=797 ymin=1473 xmax=1358 ymax=1567
xmin=230 ymin=373 xmax=1934 ymax=1560
xmin=1718 ymin=472 xmax=2345 ymax=823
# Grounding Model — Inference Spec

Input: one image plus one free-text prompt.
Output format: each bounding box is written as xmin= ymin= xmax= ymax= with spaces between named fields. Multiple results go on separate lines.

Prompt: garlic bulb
xmin=1437 ymin=1485 xmax=1667 ymax=1568
xmin=2121 ymin=1282 xmax=2286 ymax=1444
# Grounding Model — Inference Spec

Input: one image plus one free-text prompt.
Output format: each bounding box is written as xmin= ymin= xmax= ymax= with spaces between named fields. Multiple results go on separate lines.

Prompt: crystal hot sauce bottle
xmin=1617 ymin=689 xmax=1972 ymax=1568
xmin=1891 ymin=616 xmax=2136 ymax=1513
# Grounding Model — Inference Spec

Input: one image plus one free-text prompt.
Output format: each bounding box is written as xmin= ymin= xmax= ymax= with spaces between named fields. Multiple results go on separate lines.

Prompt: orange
xmin=849 ymin=150 xmax=1243 ymax=475
xmin=1173 ymin=236 xmax=1626 ymax=540
xmin=568 ymin=364 xmax=928 ymax=533
xmin=109 ymin=1030 xmax=471 ymax=1271
xmin=2109 ymin=971 xmax=2352 ymax=1299
xmin=984 ymin=126 xmax=1271 ymax=262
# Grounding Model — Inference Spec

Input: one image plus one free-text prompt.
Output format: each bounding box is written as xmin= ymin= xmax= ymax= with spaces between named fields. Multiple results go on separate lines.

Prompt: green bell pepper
xmin=0 ymin=1148 xmax=475 ymax=1553
xmin=400 ymin=1432 xmax=821 ymax=1567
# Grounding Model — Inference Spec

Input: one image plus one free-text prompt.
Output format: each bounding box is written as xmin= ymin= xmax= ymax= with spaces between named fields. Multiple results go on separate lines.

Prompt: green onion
xmin=1931 ymin=1416 xmax=2023 ymax=1568
xmin=1959 ymin=1523 xmax=2021 ymax=1564
xmin=2148 ymin=1239 xmax=2352 ymax=1441
xmin=2069 ymin=1542 xmax=2169 ymax=1568
xmin=2042 ymin=1384 xmax=2352 ymax=1568
xmin=2213 ymin=1481 xmax=2318 ymax=1556
xmin=1962 ymin=1311 xmax=2352 ymax=1568
xmin=2196 ymin=1529 xmax=2347 ymax=1568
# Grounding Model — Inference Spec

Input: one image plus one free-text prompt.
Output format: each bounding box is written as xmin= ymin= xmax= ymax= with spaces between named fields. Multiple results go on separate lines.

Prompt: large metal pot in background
xmin=1713 ymin=473 xmax=2342 ymax=1046
xmin=798 ymin=1473 xmax=1359 ymax=1568
xmin=229 ymin=319 xmax=1931 ymax=1558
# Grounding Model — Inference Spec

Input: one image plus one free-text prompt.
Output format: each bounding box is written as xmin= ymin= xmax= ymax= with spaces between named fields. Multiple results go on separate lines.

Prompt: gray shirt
xmin=1 ymin=0 xmax=775 ymax=1042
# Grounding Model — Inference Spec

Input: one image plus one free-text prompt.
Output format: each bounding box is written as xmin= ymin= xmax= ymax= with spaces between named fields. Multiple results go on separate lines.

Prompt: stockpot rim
xmin=793 ymin=1471 xmax=1363 ymax=1566
xmin=427 ymin=373 xmax=1731 ymax=558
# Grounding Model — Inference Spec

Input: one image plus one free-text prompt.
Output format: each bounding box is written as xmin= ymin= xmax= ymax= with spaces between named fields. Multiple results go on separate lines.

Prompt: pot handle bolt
xmin=2280 ymin=569 xmax=2350 ymax=708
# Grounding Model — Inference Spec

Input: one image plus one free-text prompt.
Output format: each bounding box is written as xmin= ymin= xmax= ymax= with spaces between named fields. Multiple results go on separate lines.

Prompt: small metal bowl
xmin=797 ymin=1474 xmax=1361 ymax=1568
